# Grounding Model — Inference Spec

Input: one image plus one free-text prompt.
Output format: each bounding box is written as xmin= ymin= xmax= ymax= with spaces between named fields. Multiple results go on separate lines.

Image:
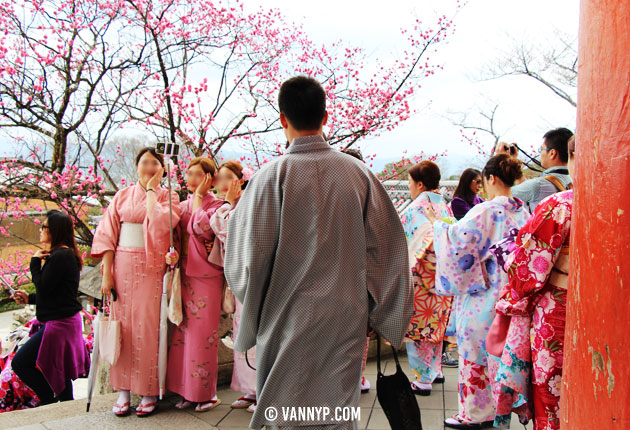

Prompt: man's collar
xmin=286 ymin=135 xmax=331 ymax=153
xmin=544 ymin=165 xmax=570 ymax=175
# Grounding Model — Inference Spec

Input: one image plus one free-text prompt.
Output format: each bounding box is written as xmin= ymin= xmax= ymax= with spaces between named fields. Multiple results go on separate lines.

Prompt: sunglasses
xmin=473 ymin=179 xmax=482 ymax=184
xmin=538 ymin=147 xmax=551 ymax=154
xmin=40 ymin=224 xmax=49 ymax=230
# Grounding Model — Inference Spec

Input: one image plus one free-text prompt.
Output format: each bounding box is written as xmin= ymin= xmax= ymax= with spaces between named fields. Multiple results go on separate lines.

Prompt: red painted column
xmin=561 ymin=1 xmax=630 ymax=428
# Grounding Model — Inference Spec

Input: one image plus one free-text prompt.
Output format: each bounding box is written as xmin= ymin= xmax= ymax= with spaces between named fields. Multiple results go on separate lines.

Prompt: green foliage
xmin=0 ymin=282 xmax=35 ymax=312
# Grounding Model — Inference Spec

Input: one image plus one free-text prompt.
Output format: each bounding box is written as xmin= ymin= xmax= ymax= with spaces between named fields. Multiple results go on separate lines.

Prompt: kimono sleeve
xmin=144 ymin=189 xmax=181 ymax=256
xmin=501 ymin=193 xmax=572 ymax=306
xmin=364 ymin=174 xmax=414 ymax=349
xmin=209 ymin=203 xmax=233 ymax=246
xmin=224 ymin=170 xmax=281 ymax=352
xmin=433 ymin=204 xmax=494 ymax=296
xmin=91 ymin=193 xmax=121 ymax=258
xmin=206 ymin=203 xmax=233 ymax=266
xmin=189 ymin=203 xmax=223 ymax=240
xmin=171 ymin=201 xmax=186 ymax=255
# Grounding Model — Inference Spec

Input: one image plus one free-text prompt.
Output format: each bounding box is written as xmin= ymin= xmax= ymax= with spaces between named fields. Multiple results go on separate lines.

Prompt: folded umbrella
xmin=86 ymin=310 xmax=101 ymax=412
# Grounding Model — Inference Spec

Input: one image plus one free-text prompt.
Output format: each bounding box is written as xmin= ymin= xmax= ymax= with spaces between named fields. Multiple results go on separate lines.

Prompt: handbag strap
xmin=376 ymin=334 xmax=402 ymax=376
xmin=106 ymin=295 xmax=116 ymax=320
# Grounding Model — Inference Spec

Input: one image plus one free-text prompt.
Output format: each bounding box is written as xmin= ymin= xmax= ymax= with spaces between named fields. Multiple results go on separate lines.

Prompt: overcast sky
xmin=1 ymin=0 xmax=579 ymax=176
xmin=241 ymin=0 xmax=579 ymax=172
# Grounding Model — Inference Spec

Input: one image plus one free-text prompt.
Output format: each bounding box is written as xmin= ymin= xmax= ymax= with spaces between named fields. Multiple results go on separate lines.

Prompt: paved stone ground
xmin=0 ymin=355 xmax=532 ymax=430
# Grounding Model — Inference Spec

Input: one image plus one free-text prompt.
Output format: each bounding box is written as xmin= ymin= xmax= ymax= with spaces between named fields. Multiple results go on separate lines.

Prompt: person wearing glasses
xmin=450 ymin=169 xmax=484 ymax=221
xmin=11 ymin=210 xmax=90 ymax=406
xmin=499 ymin=128 xmax=573 ymax=212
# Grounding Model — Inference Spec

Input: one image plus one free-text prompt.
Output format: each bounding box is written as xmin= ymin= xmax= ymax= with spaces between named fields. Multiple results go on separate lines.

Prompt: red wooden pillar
xmin=561 ymin=1 xmax=630 ymax=428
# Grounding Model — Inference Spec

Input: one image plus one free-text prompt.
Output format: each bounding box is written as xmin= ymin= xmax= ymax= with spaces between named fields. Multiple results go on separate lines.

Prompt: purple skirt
xmin=30 ymin=313 xmax=90 ymax=395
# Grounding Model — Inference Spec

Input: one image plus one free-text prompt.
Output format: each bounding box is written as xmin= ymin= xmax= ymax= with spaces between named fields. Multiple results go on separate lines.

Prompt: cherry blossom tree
xmin=0 ymin=0 xmax=458 ymax=285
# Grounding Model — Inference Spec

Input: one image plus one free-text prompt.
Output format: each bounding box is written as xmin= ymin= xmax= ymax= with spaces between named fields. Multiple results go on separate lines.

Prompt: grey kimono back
xmin=224 ymin=135 xmax=413 ymax=429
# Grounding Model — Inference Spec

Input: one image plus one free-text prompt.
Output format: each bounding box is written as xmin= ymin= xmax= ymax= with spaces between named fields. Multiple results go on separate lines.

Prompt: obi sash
xmin=118 ymin=222 xmax=144 ymax=248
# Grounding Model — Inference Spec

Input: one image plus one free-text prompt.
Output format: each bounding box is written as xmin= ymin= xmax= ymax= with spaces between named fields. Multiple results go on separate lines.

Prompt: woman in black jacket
xmin=11 ymin=210 xmax=89 ymax=405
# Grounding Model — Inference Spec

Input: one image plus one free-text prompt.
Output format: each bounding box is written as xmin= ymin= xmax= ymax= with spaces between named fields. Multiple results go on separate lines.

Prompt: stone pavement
xmin=0 ymin=355 xmax=532 ymax=430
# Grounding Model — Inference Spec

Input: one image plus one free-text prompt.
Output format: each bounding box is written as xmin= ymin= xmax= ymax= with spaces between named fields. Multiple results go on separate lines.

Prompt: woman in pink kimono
xmin=92 ymin=147 xmax=181 ymax=417
xmin=208 ymin=161 xmax=258 ymax=413
xmin=164 ymin=157 xmax=225 ymax=412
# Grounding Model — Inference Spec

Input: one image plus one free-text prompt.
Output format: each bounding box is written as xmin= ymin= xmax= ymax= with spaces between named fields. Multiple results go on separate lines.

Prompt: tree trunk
xmin=52 ymin=128 xmax=68 ymax=173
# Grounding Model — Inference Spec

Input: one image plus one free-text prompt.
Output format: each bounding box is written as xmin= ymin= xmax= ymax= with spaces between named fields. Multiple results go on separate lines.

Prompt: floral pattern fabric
xmin=400 ymin=191 xmax=454 ymax=343
xmin=458 ymin=357 xmax=495 ymax=423
xmin=433 ymin=196 xmax=530 ymax=423
xmin=489 ymin=190 xmax=572 ymax=430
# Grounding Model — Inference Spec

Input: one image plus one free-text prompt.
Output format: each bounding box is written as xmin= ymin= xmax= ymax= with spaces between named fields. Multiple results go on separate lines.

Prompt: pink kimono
xmin=210 ymin=203 xmax=256 ymax=396
xmin=166 ymin=193 xmax=225 ymax=402
xmin=91 ymin=183 xmax=181 ymax=396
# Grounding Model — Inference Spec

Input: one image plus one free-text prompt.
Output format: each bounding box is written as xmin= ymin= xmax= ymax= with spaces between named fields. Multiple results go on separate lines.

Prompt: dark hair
xmin=482 ymin=154 xmax=523 ymax=187
xmin=543 ymin=127 xmax=573 ymax=163
xmin=45 ymin=210 xmax=83 ymax=270
xmin=453 ymin=168 xmax=481 ymax=204
xmin=341 ymin=148 xmax=363 ymax=161
xmin=135 ymin=147 xmax=165 ymax=168
xmin=278 ymin=76 xmax=327 ymax=131
xmin=408 ymin=160 xmax=441 ymax=191
xmin=218 ymin=160 xmax=248 ymax=190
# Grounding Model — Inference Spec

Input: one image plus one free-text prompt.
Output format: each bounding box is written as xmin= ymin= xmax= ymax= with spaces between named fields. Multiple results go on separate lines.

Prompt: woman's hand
xmin=165 ymin=250 xmax=179 ymax=266
xmin=12 ymin=290 xmax=29 ymax=305
xmin=423 ymin=204 xmax=438 ymax=225
xmin=33 ymin=249 xmax=49 ymax=259
xmin=225 ymin=178 xmax=242 ymax=205
xmin=146 ymin=167 xmax=164 ymax=191
xmin=204 ymin=240 xmax=214 ymax=254
xmin=101 ymin=272 xmax=115 ymax=297
xmin=195 ymin=173 xmax=214 ymax=196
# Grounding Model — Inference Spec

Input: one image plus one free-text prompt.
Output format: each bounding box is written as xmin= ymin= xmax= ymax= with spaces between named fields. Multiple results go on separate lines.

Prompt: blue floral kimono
xmin=432 ymin=196 xmax=530 ymax=423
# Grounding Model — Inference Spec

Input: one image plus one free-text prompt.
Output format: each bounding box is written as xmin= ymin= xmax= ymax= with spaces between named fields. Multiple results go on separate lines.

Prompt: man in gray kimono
xmin=224 ymin=76 xmax=413 ymax=430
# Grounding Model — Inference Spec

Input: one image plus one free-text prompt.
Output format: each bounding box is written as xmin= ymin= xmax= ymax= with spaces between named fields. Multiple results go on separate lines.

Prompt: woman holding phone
xmin=91 ymin=147 xmax=181 ymax=417
xmin=11 ymin=210 xmax=90 ymax=405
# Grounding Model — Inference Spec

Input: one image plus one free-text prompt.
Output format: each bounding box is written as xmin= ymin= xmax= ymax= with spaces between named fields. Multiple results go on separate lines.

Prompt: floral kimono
xmin=400 ymin=191 xmax=454 ymax=384
xmin=433 ymin=196 xmax=530 ymax=424
xmin=488 ymin=190 xmax=572 ymax=430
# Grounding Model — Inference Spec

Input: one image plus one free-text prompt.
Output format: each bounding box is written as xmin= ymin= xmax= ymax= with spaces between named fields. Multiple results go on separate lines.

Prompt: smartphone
xmin=157 ymin=141 xmax=180 ymax=163
xmin=0 ymin=275 xmax=16 ymax=295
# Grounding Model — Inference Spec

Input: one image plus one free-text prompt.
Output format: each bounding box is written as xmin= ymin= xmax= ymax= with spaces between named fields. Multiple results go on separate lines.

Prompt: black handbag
xmin=376 ymin=335 xmax=423 ymax=430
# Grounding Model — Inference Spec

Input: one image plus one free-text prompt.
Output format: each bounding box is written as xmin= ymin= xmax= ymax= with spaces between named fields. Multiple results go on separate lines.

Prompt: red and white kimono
xmin=488 ymin=190 xmax=572 ymax=430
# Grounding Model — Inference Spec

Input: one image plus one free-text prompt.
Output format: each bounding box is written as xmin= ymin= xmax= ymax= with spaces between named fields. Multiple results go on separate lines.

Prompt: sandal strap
xmin=448 ymin=414 xmax=476 ymax=424
xmin=196 ymin=399 xmax=221 ymax=411
xmin=138 ymin=401 xmax=158 ymax=410
xmin=237 ymin=396 xmax=255 ymax=402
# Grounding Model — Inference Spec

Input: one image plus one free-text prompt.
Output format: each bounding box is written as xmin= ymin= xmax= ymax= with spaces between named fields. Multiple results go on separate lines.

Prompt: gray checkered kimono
xmin=224 ymin=135 xmax=413 ymax=429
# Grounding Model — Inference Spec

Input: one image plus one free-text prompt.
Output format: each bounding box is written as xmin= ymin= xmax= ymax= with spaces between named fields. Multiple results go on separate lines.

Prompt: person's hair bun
xmin=482 ymin=154 xmax=523 ymax=187
xmin=498 ymin=156 xmax=523 ymax=186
